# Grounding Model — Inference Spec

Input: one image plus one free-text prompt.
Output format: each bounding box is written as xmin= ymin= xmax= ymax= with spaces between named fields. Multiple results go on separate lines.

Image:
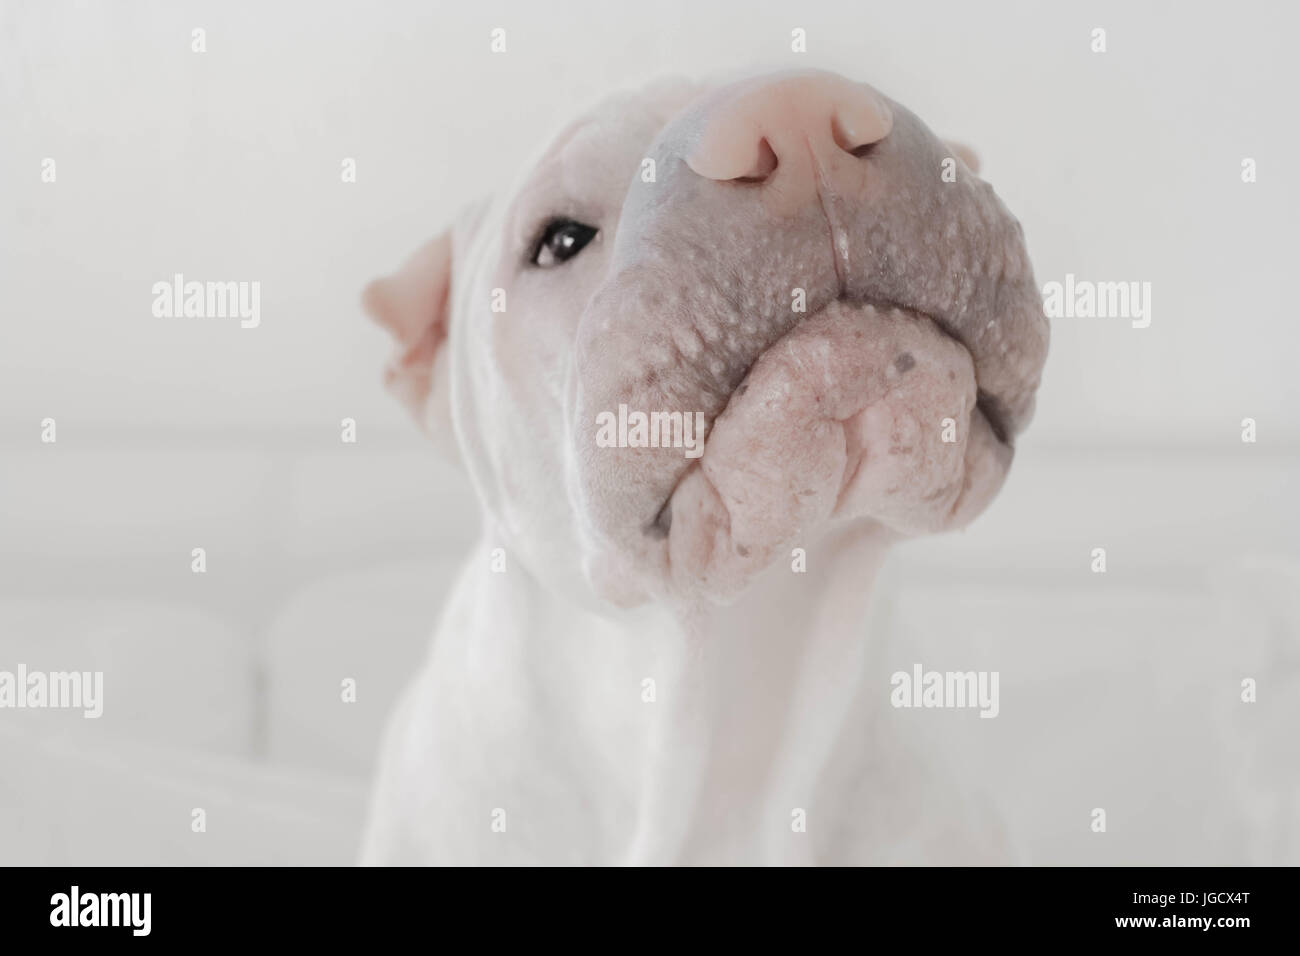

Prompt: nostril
xmin=731 ymin=138 xmax=778 ymax=183
xmin=849 ymin=142 xmax=877 ymax=159
xmin=831 ymin=94 xmax=892 ymax=155
xmin=686 ymin=132 xmax=778 ymax=183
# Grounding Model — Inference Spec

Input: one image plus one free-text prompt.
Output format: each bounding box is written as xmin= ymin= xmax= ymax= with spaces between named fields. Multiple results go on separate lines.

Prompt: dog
xmin=359 ymin=70 xmax=1048 ymax=864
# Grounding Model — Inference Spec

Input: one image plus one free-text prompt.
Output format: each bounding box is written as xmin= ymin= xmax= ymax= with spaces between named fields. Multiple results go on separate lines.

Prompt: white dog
xmin=359 ymin=70 xmax=1047 ymax=865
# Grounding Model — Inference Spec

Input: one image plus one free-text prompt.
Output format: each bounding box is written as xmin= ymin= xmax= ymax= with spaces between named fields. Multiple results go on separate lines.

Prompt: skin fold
xmin=360 ymin=70 xmax=1047 ymax=865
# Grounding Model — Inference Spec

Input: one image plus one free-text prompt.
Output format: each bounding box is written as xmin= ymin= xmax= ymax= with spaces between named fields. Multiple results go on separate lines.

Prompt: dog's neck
xmin=453 ymin=518 xmax=894 ymax=863
xmin=624 ymin=520 xmax=895 ymax=863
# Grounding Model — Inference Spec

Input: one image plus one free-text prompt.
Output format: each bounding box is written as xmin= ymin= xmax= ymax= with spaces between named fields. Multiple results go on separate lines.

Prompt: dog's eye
xmin=531 ymin=219 xmax=598 ymax=267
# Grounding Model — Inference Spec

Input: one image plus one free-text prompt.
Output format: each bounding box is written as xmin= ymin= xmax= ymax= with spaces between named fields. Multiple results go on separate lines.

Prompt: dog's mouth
xmin=572 ymin=283 xmax=1029 ymax=608
xmin=642 ymin=293 xmax=986 ymax=541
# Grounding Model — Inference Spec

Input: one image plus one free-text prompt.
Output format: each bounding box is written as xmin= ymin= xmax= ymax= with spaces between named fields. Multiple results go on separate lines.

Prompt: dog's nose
xmin=684 ymin=72 xmax=892 ymax=184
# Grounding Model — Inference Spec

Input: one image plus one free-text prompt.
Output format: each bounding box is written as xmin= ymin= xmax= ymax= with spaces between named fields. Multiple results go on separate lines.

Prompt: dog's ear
xmin=944 ymin=140 xmax=980 ymax=174
xmin=363 ymin=231 xmax=454 ymax=435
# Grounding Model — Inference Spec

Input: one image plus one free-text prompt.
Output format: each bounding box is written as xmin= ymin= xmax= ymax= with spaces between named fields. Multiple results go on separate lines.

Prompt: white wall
xmin=3 ymin=0 xmax=1298 ymax=446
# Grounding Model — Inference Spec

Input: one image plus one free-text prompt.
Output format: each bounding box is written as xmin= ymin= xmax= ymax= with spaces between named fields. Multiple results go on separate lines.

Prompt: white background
xmin=3 ymin=0 xmax=1298 ymax=444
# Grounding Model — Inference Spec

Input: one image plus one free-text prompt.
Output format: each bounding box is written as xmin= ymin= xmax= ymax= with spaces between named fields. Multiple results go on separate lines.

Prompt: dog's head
xmin=364 ymin=70 xmax=1048 ymax=609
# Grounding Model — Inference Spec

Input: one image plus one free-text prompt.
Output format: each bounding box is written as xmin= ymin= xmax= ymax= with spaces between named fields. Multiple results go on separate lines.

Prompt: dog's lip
xmin=641 ymin=293 xmax=1010 ymax=539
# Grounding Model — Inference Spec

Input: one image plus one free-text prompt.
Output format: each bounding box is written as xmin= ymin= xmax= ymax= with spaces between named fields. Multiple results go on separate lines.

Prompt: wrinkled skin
xmin=361 ymin=71 xmax=1047 ymax=864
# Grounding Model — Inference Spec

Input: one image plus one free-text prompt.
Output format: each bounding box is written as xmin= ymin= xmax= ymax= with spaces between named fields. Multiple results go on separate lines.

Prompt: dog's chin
xmin=581 ymin=298 xmax=1013 ymax=608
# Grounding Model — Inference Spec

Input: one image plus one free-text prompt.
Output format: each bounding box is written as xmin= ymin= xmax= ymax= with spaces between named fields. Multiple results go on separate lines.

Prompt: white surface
xmin=0 ymin=727 xmax=365 ymax=866
xmin=0 ymin=598 xmax=256 ymax=754
xmin=264 ymin=557 xmax=461 ymax=775
xmin=1 ymin=445 xmax=1295 ymax=863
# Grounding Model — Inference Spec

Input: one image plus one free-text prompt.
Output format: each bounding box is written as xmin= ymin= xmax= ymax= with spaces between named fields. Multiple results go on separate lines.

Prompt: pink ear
xmin=362 ymin=232 xmax=452 ymax=426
